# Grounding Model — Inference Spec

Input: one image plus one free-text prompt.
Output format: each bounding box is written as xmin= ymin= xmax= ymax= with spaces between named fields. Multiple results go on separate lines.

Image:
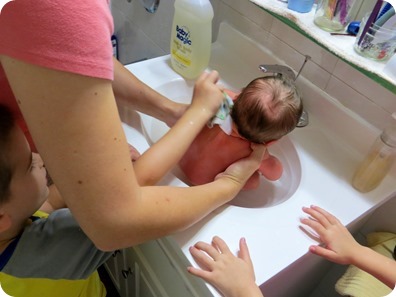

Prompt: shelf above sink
xmin=250 ymin=0 xmax=396 ymax=94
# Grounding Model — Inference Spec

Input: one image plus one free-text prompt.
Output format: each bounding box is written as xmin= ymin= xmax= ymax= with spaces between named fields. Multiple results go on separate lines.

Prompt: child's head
xmin=231 ymin=76 xmax=303 ymax=144
xmin=0 ymin=104 xmax=48 ymax=228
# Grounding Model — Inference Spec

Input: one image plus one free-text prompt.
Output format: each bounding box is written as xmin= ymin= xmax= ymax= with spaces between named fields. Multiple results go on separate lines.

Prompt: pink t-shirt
xmin=0 ymin=0 xmax=114 ymax=151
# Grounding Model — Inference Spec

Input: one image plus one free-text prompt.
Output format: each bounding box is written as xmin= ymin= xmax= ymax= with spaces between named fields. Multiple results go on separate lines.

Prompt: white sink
xmin=122 ymin=23 xmax=396 ymax=296
xmin=140 ymin=78 xmax=302 ymax=208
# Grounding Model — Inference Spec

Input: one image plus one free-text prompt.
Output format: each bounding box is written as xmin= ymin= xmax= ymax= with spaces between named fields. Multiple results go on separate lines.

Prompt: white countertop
xmin=121 ymin=23 xmax=396 ymax=296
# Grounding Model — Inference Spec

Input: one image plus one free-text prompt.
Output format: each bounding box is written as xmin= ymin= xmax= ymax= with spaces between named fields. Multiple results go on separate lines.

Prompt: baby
xmin=179 ymin=75 xmax=302 ymax=190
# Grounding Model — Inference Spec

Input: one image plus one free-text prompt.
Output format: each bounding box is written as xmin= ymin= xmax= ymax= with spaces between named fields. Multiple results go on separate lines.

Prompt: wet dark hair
xmin=231 ymin=76 xmax=303 ymax=144
xmin=0 ymin=104 xmax=15 ymax=204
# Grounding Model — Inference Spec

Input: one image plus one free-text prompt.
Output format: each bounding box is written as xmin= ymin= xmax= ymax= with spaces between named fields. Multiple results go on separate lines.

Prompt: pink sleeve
xmin=0 ymin=0 xmax=114 ymax=80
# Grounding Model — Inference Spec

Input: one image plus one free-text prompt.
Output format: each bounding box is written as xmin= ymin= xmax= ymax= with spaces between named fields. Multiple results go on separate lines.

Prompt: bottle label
xmin=176 ymin=25 xmax=192 ymax=45
xmin=172 ymin=24 xmax=192 ymax=67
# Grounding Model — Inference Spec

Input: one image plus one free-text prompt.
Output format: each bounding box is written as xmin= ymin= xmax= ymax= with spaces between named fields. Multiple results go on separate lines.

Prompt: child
xmin=0 ymin=104 xmax=112 ymax=297
xmin=301 ymin=205 xmax=396 ymax=290
xmin=188 ymin=236 xmax=264 ymax=297
xmin=179 ymin=75 xmax=302 ymax=190
xmin=188 ymin=206 xmax=396 ymax=297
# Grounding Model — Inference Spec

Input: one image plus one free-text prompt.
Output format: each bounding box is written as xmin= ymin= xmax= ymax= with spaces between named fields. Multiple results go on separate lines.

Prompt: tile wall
xmin=111 ymin=0 xmax=396 ymax=131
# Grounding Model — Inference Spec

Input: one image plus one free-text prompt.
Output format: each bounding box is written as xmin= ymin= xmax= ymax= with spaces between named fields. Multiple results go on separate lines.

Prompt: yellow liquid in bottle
xmin=352 ymin=149 xmax=394 ymax=193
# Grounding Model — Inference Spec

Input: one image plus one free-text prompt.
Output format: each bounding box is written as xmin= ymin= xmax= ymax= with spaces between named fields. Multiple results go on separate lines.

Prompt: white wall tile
xmin=333 ymin=60 xmax=396 ymax=117
xmin=270 ymin=19 xmax=338 ymax=73
xmin=110 ymin=0 xmax=396 ymax=129
xmin=221 ymin=0 xmax=273 ymax=28
xmin=326 ymin=76 xmax=393 ymax=129
xmin=213 ymin=1 xmax=271 ymax=46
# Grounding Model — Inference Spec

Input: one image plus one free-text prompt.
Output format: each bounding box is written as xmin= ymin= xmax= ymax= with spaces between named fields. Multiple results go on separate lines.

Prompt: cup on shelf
xmin=354 ymin=13 xmax=396 ymax=62
xmin=314 ymin=0 xmax=362 ymax=32
xmin=287 ymin=0 xmax=315 ymax=13
xmin=384 ymin=54 xmax=396 ymax=79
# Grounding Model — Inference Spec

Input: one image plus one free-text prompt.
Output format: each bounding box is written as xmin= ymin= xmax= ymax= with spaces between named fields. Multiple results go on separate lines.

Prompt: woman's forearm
xmin=112 ymin=58 xmax=184 ymax=126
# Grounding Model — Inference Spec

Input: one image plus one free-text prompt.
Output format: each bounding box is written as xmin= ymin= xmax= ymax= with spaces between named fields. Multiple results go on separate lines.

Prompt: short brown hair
xmin=0 ymin=104 xmax=15 ymax=204
xmin=231 ymin=76 xmax=302 ymax=144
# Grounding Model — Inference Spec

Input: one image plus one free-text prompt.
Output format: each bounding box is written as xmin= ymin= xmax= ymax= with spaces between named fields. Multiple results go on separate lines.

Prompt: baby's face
xmin=4 ymin=126 xmax=49 ymax=221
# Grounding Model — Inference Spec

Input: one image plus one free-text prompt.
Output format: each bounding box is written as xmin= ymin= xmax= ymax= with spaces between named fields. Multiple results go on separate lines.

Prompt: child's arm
xmin=188 ymin=236 xmax=264 ymax=297
xmin=301 ymin=205 xmax=396 ymax=289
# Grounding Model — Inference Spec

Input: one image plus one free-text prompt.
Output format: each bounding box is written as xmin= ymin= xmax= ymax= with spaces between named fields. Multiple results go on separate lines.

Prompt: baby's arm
xmin=188 ymin=236 xmax=264 ymax=297
xmin=258 ymin=150 xmax=283 ymax=181
xmin=301 ymin=205 xmax=396 ymax=289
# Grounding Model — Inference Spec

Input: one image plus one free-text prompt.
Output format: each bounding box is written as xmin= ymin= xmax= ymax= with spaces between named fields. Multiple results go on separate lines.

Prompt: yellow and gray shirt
xmin=0 ymin=209 xmax=112 ymax=297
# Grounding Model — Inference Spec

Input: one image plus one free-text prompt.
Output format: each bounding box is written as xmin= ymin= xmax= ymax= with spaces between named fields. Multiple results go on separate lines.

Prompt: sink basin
xmin=140 ymin=79 xmax=302 ymax=208
xmin=122 ymin=22 xmax=396 ymax=297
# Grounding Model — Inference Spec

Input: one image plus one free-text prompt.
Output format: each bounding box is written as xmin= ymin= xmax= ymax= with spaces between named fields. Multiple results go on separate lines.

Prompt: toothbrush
xmin=357 ymin=0 xmax=383 ymax=46
xmin=326 ymin=0 xmax=338 ymax=20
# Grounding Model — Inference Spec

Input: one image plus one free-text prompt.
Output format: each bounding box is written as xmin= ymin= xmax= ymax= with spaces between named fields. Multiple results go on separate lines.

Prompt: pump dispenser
xmin=352 ymin=113 xmax=396 ymax=193
xmin=170 ymin=0 xmax=213 ymax=79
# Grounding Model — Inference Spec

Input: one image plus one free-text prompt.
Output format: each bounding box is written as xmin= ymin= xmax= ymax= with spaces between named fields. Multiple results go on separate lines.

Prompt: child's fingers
xmin=238 ymin=237 xmax=252 ymax=264
xmin=302 ymin=206 xmax=332 ymax=229
xmin=212 ymin=236 xmax=231 ymax=255
xmin=300 ymin=216 xmax=326 ymax=236
xmin=309 ymin=245 xmax=338 ymax=262
xmin=189 ymin=246 xmax=214 ymax=270
xmin=310 ymin=205 xmax=340 ymax=225
xmin=187 ymin=266 xmax=212 ymax=281
xmin=193 ymin=241 xmax=222 ymax=261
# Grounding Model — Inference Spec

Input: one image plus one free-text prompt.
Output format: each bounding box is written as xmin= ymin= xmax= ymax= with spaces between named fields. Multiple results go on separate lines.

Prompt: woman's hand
xmin=215 ymin=143 xmax=267 ymax=189
xmin=189 ymin=71 xmax=224 ymax=119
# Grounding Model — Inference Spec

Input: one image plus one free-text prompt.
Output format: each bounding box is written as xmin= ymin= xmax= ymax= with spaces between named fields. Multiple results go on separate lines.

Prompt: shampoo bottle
xmin=352 ymin=113 xmax=396 ymax=193
xmin=170 ymin=0 xmax=214 ymax=79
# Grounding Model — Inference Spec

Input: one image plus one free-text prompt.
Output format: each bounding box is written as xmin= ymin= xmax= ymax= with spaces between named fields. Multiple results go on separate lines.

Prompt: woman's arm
xmin=2 ymin=56 xmax=265 ymax=251
xmin=133 ymin=71 xmax=224 ymax=185
xmin=112 ymin=58 xmax=187 ymax=127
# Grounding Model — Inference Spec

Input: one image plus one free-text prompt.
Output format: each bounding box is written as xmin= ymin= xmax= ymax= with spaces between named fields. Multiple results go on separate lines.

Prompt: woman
xmin=0 ymin=0 xmax=265 ymax=251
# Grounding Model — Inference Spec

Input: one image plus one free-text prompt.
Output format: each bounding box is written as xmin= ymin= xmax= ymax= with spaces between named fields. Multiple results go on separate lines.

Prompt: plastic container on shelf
xmin=354 ymin=13 xmax=396 ymax=62
xmin=287 ymin=0 xmax=315 ymax=13
xmin=170 ymin=0 xmax=213 ymax=79
xmin=352 ymin=113 xmax=396 ymax=193
xmin=314 ymin=0 xmax=362 ymax=32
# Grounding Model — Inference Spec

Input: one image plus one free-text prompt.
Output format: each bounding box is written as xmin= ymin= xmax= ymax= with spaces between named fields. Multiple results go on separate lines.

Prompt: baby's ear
xmin=0 ymin=211 xmax=12 ymax=233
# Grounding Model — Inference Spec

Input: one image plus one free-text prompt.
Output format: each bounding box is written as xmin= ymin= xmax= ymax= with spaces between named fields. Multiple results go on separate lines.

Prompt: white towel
xmin=207 ymin=92 xmax=234 ymax=135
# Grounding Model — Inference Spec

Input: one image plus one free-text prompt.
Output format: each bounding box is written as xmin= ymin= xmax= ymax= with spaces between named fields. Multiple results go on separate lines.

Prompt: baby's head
xmin=231 ymin=76 xmax=302 ymax=144
xmin=0 ymin=104 xmax=49 ymax=228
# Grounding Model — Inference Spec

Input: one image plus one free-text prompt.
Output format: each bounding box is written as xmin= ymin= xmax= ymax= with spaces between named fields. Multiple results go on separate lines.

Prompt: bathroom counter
xmin=121 ymin=23 xmax=396 ymax=296
xmin=250 ymin=0 xmax=396 ymax=93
